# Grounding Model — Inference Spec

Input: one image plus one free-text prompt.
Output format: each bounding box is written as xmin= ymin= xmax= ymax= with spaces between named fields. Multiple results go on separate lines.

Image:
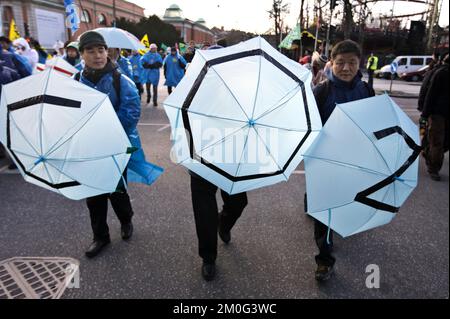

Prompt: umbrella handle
xmin=326 ymin=209 xmax=332 ymax=245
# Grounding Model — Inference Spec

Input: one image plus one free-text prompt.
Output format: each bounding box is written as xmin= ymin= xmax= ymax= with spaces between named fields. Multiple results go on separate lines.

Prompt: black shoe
xmin=146 ymin=96 xmax=151 ymax=104
xmin=429 ymin=172 xmax=441 ymax=181
xmin=201 ymin=262 xmax=216 ymax=281
xmin=85 ymin=238 xmax=110 ymax=258
xmin=153 ymin=101 xmax=158 ymax=107
xmin=8 ymin=163 xmax=17 ymax=170
xmin=315 ymin=264 xmax=334 ymax=282
xmin=218 ymin=212 xmax=231 ymax=244
xmin=121 ymin=222 xmax=133 ymax=240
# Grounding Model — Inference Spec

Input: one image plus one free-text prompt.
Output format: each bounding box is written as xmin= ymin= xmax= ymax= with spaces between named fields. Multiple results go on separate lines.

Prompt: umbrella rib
xmin=39 ymin=69 xmax=53 ymax=155
xmin=165 ymin=103 xmax=249 ymax=124
xmin=46 ymin=152 xmax=128 ymax=162
xmin=196 ymin=124 xmax=249 ymax=156
xmin=254 ymin=122 xmax=311 ymax=133
xmin=209 ymin=65 xmax=251 ymax=120
xmin=43 ymin=96 xmax=109 ymax=159
xmin=253 ymin=84 xmax=301 ymax=122
xmin=252 ymin=126 xmax=287 ymax=181
xmin=8 ymin=116 xmax=41 ymax=156
xmin=250 ymin=46 xmax=263 ymax=120
xmin=230 ymin=127 xmax=251 ymax=195
xmin=337 ymin=105 xmax=392 ymax=174
xmin=302 ymin=155 xmax=390 ymax=178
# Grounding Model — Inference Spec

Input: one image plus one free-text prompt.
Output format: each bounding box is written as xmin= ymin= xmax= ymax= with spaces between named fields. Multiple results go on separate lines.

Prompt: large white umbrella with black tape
xmin=0 ymin=68 xmax=134 ymax=200
xmin=163 ymin=36 xmax=322 ymax=194
xmin=304 ymin=94 xmax=421 ymax=238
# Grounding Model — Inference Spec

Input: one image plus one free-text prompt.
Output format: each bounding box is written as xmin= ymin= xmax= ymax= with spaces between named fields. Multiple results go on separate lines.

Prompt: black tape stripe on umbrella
xmin=355 ymin=126 xmax=422 ymax=213
xmin=181 ymin=49 xmax=311 ymax=182
xmin=8 ymin=95 xmax=81 ymax=111
xmin=6 ymin=96 xmax=82 ymax=189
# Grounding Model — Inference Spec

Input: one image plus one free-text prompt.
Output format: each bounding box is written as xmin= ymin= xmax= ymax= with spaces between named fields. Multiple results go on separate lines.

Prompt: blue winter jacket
xmin=77 ymin=63 xmax=163 ymax=186
xmin=7 ymin=47 xmax=32 ymax=77
xmin=141 ymin=52 xmax=163 ymax=86
xmin=163 ymin=53 xmax=186 ymax=87
xmin=117 ymin=56 xmax=133 ymax=80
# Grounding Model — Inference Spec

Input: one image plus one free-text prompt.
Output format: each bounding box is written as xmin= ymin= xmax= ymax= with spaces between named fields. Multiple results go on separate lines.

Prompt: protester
xmin=421 ymin=53 xmax=449 ymax=181
xmin=129 ymin=50 xmax=145 ymax=97
xmin=183 ymin=40 xmax=196 ymax=63
xmin=309 ymin=40 xmax=375 ymax=282
xmin=108 ymin=47 xmax=133 ymax=79
xmin=29 ymin=38 xmax=48 ymax=64
xmin=75 ymin=31 xmax=141 ymax=258
xmin=64 ymin=42 xmax=81 ymax=66
xmin=13 ymin=37 xmax=38 ymax=70
xmin=163 ymin=46 xmax=187 ymax=95
xmin=311 ymin=51 xmax=328 ymax=87
xmin=141 ymin=43 xmax=163 ymax=106
xmin=0 ymin=36 xmax=32 ymax=78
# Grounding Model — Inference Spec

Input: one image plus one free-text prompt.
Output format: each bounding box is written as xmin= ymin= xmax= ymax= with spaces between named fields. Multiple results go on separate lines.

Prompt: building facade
xmin=162 ymin=4 xmax=214 ymax=44
xmin=0 ymin=0 xmax=145 ymax=48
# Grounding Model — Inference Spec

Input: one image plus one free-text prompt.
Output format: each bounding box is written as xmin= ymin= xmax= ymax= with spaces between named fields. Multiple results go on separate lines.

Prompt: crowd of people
xmin=0 ymin=29 xmax=448 ymax=284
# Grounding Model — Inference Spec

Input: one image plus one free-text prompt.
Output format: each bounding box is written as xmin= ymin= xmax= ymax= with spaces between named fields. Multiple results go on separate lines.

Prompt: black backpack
xmin=74 ymin=69 xmax=122 ymax=102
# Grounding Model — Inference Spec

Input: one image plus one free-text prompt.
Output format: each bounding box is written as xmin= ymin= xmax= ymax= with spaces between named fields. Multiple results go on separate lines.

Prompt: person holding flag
xmin=141 ymin=43 xmax=163 ymax=106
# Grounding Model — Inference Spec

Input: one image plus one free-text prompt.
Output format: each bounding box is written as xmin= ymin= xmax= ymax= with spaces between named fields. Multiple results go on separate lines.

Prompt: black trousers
xmin=135 ymin=82 xmax=143 ymax=97
xmin=86 ymin=192 xmax=134 ymax=241
xmin=190 ymin=174 xmax=248 ymax=263
xmin=305 ymin=193 xmax=335 ymax=267
xmin=146 ymin=83 xmax=158 ymax=103
xmin=368 ymin=69 xmax=375 ymax=89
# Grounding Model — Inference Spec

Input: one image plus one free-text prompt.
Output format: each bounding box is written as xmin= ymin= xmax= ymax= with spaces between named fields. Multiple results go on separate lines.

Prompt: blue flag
xmin=64 ymin=0 xmax=80 ymax=34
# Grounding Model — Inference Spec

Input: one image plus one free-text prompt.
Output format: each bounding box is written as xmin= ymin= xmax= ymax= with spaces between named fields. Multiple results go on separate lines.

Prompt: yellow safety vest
xmin=367 ymin=56 xmax=379 ymax=70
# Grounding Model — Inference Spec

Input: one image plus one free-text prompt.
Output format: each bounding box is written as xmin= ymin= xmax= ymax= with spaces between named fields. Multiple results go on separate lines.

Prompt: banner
xmin=139 ymin=34 xmax=150 ymax=55
xmin=64 ymin=0 xmax=80 ymax=34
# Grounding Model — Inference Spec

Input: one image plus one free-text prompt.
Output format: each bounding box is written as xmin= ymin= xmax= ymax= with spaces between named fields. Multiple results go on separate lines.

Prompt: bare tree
xmin=268 ymin=0 xmax=290 ymax=47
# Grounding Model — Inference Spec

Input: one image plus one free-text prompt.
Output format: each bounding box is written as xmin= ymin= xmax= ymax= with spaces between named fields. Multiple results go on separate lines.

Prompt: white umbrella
xmin=304 ymin=94 xmax=421 ymax=237
xmin=34 ymin=57 xmax=79 ymax=77
xmin=164 ymin=36 xmax=322 ymax=194
xmin=92 ymin=27 xmax=145 ymax=50
xmin=0 ymin=68 xmax=133 ymax=200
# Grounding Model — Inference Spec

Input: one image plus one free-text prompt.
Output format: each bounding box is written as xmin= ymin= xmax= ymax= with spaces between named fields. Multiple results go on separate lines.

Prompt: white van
xmin=376 ymin=55 xmax=433 ymax=79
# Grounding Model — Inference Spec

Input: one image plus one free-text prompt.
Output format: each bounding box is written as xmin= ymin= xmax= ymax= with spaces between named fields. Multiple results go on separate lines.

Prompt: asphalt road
xmin=0 ymin=78 xmax=448 ymax=299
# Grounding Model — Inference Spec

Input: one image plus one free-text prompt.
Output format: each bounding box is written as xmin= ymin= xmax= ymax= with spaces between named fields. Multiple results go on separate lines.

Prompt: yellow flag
xmin=139 ymin=34 xmax=150 ymax=55
xmin=9 ymin=19 xmax=21 ymax=41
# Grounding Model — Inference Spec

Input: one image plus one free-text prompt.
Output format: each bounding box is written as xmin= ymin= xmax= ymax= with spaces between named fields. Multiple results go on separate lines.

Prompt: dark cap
xmin=78 ymin=31 xmax=107 ymax=52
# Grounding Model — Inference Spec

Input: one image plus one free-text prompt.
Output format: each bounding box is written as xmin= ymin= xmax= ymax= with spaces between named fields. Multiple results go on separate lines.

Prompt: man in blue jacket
xmin=310 ymin=40 xmax=375 ymax=281
xmin=76 ymin=31 xmax=141 ymax=258
xmin=0 ymin=36 xmax=32 ymax=78
xmin=163 ymin=47 xmax=187 ymax=95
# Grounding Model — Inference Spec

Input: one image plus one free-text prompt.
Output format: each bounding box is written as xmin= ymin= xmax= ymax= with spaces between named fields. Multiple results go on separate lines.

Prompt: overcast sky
xmin=127 ymin=0 xmax=449 ymax=34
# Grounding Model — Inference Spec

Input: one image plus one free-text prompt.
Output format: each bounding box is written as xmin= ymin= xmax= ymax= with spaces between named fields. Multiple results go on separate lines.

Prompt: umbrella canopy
xmin=0 ymin=68 xmax=133 ymax=200
xmin=164 ymin=36 xmax=322 ymax=194
xmin=92 ymin=27 xmax=145 ymax=50
xmin=35 ymin=57 xmax=79 ymax=77
xmin=304 ymin=94 xmax=421 ymax=237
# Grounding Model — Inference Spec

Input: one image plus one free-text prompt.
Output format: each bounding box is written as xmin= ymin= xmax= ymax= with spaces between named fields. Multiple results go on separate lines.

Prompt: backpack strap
xmin=112 ymin=69 xmax=122 ymax=102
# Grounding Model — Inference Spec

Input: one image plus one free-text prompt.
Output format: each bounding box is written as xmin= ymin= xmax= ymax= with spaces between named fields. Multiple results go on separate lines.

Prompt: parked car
xmin=375 ymin=55 xmax=433 ymax=79
xmin=400 ymin=65 xmax=430 ymax=82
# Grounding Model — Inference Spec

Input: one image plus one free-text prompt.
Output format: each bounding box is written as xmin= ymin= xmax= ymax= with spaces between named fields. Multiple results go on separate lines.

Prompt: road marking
xmin=0 ymin=165 xmax=8 ymax=173
xmin=157 ymin=124 xmax=171 ymax=132
xmin=293 ymin=170 xmax=305 ymax=175
xmin=138 ymin=123 xmax=170 ymax=126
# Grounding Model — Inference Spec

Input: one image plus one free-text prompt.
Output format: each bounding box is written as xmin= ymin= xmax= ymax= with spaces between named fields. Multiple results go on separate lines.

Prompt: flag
xmin=279 ymin=24 xmax=301 ymax=49
xmin=178 ymin=42 xmax=186 ymax=54
xmin=138 ymin=34 xmax=150 ymax=55
xmin=161 ymin=43 xmax=168 ymax=51
xmin=64 ymin=0 xmax=80 ymax=34
xmin=9 ymin=19 xmax=21 ymax=41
